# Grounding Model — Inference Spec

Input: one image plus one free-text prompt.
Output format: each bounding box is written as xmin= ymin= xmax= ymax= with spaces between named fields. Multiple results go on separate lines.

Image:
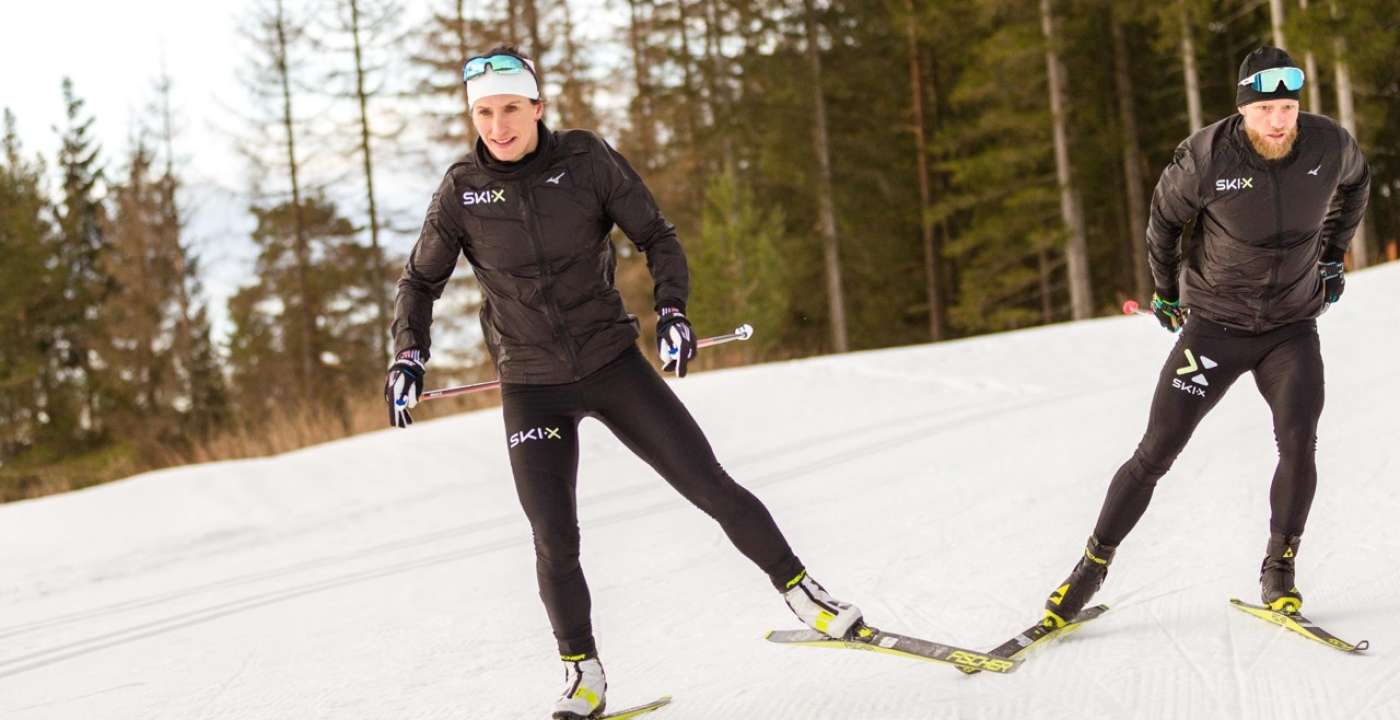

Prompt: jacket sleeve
xmin=392 ymin=173 xmax=466 ymax=360
xmin=593 ymin=137 xmax=689 ymax=312
xmin=1321 ymin=126 xmax=1371 ymax=263
xmin=1145 ymin=139 xmax=1203 ymax=298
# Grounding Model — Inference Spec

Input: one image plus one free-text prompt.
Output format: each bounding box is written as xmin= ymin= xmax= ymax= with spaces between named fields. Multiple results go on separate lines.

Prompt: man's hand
xmin=384 ymin=349 xmax=426 ymax=428
xmin=1151 ymin=291 xmax=1186 ymax=333
xmin=655 ymin=307 xmax=697 ymax=378
xmin=1319 ymin=260 xmax=1345 ymax=304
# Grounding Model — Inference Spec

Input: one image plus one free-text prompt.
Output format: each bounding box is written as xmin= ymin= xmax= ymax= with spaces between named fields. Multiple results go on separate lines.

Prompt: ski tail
xmin=1229 ymin=598 xmax=1368 ymax=654
xmin=598 ymin=695 xmax=672 ymax=719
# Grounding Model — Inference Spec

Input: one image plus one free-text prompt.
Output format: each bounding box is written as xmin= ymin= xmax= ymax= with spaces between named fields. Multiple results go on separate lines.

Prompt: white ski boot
xmin=552 ymin=656 xmax=606 ymax=720
xmin=782 ymin=571 xmax=863 ymax=639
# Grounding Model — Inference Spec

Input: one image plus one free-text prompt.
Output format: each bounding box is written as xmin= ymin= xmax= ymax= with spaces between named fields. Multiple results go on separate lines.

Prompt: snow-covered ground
xmin=4 ymin=263 xmax=1399 ymax=720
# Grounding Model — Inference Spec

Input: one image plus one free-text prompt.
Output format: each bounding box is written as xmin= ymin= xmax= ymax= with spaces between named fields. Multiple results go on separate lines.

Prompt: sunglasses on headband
xmin=1238 ymin=66 xmax=1305 ymax=93
xmin=463 ymin=53 xmax=536 ymax=83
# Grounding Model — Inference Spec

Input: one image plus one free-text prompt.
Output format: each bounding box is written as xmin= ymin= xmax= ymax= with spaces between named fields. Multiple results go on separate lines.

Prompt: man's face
xmin=472 ymin=95 xmax=543 ymax=162
xmin=1239 ymin=100 xmax=1300 ymax=161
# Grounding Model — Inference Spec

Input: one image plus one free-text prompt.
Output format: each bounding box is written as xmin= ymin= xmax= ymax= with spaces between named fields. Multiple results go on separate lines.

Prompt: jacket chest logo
xmin=462 ymin=188 xmax=507 ymax=205
xmin=1215 ymin=177 xmax=1254 ymax=192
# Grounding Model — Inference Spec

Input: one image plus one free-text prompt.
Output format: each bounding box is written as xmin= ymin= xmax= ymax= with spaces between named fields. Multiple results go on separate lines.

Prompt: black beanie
xmin=1236 ymin=46 xmax=1302 ymax=106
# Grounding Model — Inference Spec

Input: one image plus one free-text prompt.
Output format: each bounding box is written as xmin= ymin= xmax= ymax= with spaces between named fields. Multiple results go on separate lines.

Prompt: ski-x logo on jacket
xmin=393 ymin=124 xmax=689 ymax=385
xmin=1145 ymin=112 xmax=1370 ymax=333
xmin=461 ymin=188 xmax=506 ymax=205
xmin=1214 ymin=177 xmax=1254 ymax=192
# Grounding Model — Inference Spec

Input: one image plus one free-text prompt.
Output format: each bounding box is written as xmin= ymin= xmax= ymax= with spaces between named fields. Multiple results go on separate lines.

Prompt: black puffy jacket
xmin=393 ymin=123 xmax=688 ymax=384
xmin=1147 ymin=112 xmax=1369 ymax=332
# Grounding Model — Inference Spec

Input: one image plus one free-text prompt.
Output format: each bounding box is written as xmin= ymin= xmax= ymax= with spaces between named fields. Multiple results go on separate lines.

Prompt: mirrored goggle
xmin=464 ymin=54 xmax=529 ymax=83
xmin=1239 ymin=66 xmax=1305 ymax=93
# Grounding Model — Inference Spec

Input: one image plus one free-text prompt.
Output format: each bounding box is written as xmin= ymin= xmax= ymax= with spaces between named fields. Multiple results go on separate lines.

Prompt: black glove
xmin=1319 ymin=260 xmax=1345 ymax=304
xmin=1151 ymin=290 xmax=1185 ymax=333
xmin=655 ymin=307 xmax=697 ymax=378
xmin=384 ymin=349 xmax=426 ymax=428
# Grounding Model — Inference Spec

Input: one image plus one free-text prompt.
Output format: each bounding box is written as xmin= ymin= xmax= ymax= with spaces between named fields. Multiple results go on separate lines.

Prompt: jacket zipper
xmin=1260 ymin=164 xmax=1284 ymax=331
xmin=520 ymin=181 xmax=582 ymax=379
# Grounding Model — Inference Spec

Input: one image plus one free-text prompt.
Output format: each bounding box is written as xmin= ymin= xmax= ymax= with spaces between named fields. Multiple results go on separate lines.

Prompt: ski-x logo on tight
xmin=1215 ymin=177 xmax=1254 ymax=192
xmin=509 ymin=426 xmax=563 ymax=448
xmin=1171 ymin=348 xmax=1218 ymax=398
xmin=462 ymin=188 xmax=507 ymax=206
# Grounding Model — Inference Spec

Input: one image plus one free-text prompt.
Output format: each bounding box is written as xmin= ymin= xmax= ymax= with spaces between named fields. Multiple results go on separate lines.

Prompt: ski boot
xmin=1044 ymin=535 xmax=1117 ymax=628
xmin=782 ymin=570 xmax=864 ymax=639
xmin=1260 ymin=532 xmax=1303 ymax=614
xmin=552 ymin=654 xmax=606 ymax=720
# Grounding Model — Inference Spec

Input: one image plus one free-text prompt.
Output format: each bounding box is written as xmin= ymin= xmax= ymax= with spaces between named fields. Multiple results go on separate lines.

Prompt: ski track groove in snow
xmin=2 ymin=263 xmax=1398 ymax=718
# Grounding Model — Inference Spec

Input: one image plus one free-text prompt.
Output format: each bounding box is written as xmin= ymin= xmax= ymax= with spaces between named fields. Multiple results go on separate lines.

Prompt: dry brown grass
xmin=176 ymin=390 xmax=505 ymax=466
xmin=3 ymin=343 xmax=779 ymax=504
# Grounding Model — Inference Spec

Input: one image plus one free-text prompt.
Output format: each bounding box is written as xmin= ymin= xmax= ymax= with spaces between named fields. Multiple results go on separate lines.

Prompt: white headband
xmin=467 ymin=66 xmax=540 ymax=109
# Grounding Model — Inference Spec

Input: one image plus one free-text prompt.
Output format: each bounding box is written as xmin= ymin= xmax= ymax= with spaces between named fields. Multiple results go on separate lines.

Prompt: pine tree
xmin=932 ymin=7 xmax=1059 ymax=332
xmin=689 ymin=169 xmax=791 ymax=359
xmin=226 ymin=196 xmax=363 ymax=421
xmin=52 ymin=78 xmax=111 ymax=443
xmin=100 ymin=140 xmax=175 ymax=447
xmin=0 ymin=110 xmax=58 ymax=463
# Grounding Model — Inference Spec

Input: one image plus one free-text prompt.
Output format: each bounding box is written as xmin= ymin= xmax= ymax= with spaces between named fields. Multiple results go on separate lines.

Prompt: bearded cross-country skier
xmin=1042 ymin=46 xmax=1370 ymax=628
xmin=383 ymin=46 xmax=863 ymax=719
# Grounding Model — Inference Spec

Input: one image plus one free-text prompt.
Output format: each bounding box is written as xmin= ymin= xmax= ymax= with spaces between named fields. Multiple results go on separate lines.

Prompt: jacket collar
xmin=476 ymin=121 xmax=555 ymax=180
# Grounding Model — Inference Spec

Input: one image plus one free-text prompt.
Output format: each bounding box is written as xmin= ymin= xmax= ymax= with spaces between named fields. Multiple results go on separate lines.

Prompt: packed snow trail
xmin=3 ymin=263 xmax=1398 ymax=719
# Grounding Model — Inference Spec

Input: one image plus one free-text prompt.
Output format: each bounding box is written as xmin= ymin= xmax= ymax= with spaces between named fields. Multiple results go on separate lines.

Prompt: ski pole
xmin=418 ymin=323 xmax=756 ymax=402
xmin=1123 ymin=299 xmax=1190 ymax=330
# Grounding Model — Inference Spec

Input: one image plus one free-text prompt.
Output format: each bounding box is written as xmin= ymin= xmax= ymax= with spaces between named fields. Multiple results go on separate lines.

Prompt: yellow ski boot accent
xmin=1267 ymin=591 xmax=1302 ymax=614
xmin=573 ymin=686 xmax=599 ymax=707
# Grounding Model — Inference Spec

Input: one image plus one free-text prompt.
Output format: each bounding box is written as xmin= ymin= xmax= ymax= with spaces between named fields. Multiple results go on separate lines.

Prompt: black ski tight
xmin=501 ymin=346 xmax=803 ymax=657
xmin=1094 ymin=318 xmax=1324 ymax=546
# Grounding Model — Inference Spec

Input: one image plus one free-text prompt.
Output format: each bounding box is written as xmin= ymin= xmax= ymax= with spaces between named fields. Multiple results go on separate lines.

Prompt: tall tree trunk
xmin=903 ymin=0 xmax=943 ymax=340
xmin=1040 ymin=0 xmax=1093 ymax=320
xmin=1332 ymin=20 xmax=1368 ymax=267
xmin=507 ymin=0 xmax=521 ymax=45
xmin=1038 ymin=245 xmax=1053 ymax=323
xmin=1180 ymin=1 xmax=1203 ymax=132
xmin=274 ymin=0 xmax=314 ymax=388
xmin=555 ymin=0 xmax=595 ymax=129
xmin=1299 ymin=0 xmax=1323 ymax=112
xmin=702 ymin=0 xmax=735 ymax=173
xmin=348 ymin=0 xmax=390 ymax=365
xmin=626 ymin=0 xmax=656 ymax=170
xmin=155 ymin=64 xmax=195 ymax=405
xmin=801 ymin=0 xmax=848 ymax=351
xmin=454 ymin=0 xmax=472 ymax=140
xmin=675 ymin=0 xmax=698 ymax=149
xmin=1111 ymin=3 xmax=1151 ymax=302
xmin=522 ymin=0 xmax=545 ymax=91
xmin=1270 ymin=0 xmax=1287 ymax=47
